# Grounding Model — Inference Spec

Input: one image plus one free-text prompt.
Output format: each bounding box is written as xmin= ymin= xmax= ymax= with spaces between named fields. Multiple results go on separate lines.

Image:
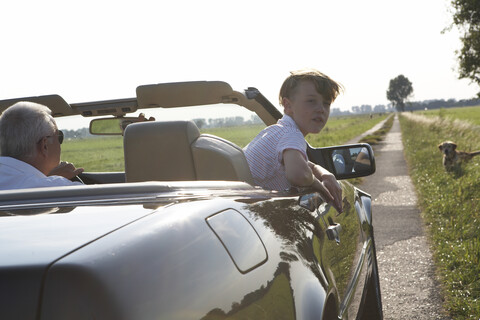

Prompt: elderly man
xmin=0 ymin=101 xmax=84 ymax=190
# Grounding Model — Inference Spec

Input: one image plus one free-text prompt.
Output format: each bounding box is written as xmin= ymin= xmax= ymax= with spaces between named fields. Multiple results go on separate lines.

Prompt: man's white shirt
xmin=0 ymin=156 xmax=81 ymax=190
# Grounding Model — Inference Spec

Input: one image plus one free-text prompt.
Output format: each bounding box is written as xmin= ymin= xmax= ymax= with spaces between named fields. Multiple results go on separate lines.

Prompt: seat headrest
xmin=124 ymin=121 xmax=200 ymax=182
xmin=192 ymin=134 xmax=254 ymax=184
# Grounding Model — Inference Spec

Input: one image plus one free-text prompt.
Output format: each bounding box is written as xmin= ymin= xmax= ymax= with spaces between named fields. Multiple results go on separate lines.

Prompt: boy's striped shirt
xmin=243 ymin=115 xmax=307 ymax=191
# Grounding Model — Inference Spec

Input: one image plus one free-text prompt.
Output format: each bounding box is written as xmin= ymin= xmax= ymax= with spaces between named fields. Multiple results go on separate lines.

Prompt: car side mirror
xmin=307 ymin=143 xmax=376 ymax=180
xmin=329 ymin=144 xmax=375 ymax=179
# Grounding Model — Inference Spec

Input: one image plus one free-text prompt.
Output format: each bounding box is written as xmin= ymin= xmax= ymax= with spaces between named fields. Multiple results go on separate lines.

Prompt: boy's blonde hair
xmin=279 ymin=69 xmax=343 ymax=106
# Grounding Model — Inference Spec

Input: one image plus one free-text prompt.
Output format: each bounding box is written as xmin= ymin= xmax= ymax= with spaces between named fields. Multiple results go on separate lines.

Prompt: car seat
xmin=124 ymin=120 xmax=254 ymax=185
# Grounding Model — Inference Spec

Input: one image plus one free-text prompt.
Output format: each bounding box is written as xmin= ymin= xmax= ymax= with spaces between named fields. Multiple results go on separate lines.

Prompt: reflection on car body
xmin=0 ymin=81 xmax=382 ymax=319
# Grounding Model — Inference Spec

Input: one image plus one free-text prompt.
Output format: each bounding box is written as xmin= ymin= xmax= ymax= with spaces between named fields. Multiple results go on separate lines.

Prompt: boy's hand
xmin=283 ymin=150 xmax=343 ymax=213
xmin=319 ymin=173 xmax=343 ymax=213
xmin=310 ymin=162 xmax=343 ymax=213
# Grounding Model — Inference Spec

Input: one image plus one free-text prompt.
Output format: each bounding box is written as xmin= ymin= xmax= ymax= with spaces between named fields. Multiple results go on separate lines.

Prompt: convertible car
xmin=0 ymin=81 xmax=382 ymax=319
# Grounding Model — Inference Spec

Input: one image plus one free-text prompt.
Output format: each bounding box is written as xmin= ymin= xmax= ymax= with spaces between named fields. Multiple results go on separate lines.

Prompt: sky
xmin=0 ymin=0 xmax=478 ymax=129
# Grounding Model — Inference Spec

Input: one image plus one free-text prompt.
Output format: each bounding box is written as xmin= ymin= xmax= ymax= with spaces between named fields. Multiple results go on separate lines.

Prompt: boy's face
xmin=283 ymin=80 xmax=331 ymax=136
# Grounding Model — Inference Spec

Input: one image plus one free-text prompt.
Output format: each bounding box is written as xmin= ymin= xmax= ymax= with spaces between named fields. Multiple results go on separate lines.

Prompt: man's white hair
xmin=0 ymin=101 xmax=57 ymax=160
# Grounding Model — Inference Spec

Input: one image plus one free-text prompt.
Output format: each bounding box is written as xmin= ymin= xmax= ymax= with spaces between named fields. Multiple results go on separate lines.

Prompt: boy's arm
xmin=283 ymin=149 xmax=343 ymax=213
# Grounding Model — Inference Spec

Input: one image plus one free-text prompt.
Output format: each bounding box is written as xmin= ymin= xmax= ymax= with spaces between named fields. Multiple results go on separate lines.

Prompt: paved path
xmin=357 ymin=115 xmax=450 ymax=319
xmin=346 ymin=115 xmax=391 ymax=145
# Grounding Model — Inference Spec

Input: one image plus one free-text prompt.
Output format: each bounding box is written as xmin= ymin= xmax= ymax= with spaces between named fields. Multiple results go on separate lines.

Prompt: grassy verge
xmin=418 ymin=105 xmax=480 ymax=125
xmin=399 ymin=113 xmax=480 ymax=319
xmin=306 ymin=113 xmax=388 ymax=147
xmin=358 ymin=114 xmax=394 ymax=145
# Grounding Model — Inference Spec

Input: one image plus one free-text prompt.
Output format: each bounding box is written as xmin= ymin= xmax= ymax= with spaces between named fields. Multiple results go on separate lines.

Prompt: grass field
xmin=61 ymin=136 xmax=124 ymax=172
xmin=400 ymin=112 xmax=480 ymax=319
xmin=306 ymin=113 xmax=388 ymax=147
xmin=61 ymin=113 xmax=389 ymax=172
xmin=418 ymin=105 xmax=480 ymax=125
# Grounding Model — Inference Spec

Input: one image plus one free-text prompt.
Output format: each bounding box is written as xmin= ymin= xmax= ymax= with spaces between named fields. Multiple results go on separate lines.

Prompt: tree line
xmin=192 ymin=114 xmax=263 ymax=129
xmin=332 ymin=95 xmax=480 ymax=116
xmin=63 ymin=94 xmax=479 ymax=140
xmin=385 ymin=73 xmax=480 ymax=112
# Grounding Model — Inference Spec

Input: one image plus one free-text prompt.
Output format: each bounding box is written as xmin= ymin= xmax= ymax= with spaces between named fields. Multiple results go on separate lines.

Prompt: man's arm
xmin=283 ymin=149 xmax=342 ymax=213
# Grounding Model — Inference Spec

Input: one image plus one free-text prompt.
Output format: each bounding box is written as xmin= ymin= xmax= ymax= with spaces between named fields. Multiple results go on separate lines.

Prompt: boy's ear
xmin=283 ymin=97 xmax=293 ymax=115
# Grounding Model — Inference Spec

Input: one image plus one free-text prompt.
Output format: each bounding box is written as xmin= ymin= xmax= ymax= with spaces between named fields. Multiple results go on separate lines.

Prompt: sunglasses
xmin=56 ymin=130 xmax=64 ymax=144
xmin=43 ymin=130 xmax=64 ymax=145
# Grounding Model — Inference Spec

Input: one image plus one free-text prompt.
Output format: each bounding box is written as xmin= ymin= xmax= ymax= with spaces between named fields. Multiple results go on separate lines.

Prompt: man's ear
xmin=37 ymin=137 xmax=49 ymax=158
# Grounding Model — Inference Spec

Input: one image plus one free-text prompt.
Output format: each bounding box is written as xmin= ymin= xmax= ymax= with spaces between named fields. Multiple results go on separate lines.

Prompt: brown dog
xmin=438 ymin=141 xmax=480 ymax=171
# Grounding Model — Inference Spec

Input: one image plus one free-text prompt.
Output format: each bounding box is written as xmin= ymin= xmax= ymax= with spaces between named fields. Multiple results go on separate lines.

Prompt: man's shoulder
xmin=0 ymin=156 xmax=34 ymax=172
xmin=0 ymin=156 xmax=21 ymax=165
xmin=0 ymin=175 xmax=80 ymax=191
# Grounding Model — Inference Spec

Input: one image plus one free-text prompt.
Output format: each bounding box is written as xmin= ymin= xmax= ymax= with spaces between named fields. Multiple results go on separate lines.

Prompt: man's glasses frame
xmin=43 ymin=130 xmax=64 ymax=145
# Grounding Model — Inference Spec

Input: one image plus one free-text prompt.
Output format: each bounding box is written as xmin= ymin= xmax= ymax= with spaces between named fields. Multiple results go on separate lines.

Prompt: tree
xmin=360 ymin=104 xmax=372 ymax=113
xmin=386 ymin=75 xmax=413 ymax=112
xmin=374 ymin=104 xmax=386 ymax=113
xmin=192 ymin=118 xmax=206 ymax=129
xmin=449 ymin=0 xmax=480 ymax=94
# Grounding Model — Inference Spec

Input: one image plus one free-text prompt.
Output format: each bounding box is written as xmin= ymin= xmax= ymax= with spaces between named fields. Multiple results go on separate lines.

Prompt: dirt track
xmin=357 ymin=115 xmax=451 ymax=319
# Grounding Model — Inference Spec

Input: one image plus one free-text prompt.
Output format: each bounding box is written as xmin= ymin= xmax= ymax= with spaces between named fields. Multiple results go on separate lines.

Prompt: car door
xmin=239 ymin=185 xmax=367 ymax=319
xmin=313 ymin=183 xmax=369 ymax=319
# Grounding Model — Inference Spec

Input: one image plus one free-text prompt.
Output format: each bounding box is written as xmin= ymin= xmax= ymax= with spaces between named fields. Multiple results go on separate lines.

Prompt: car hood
xmin=0 ymin=204 xmax=155 ymax=268
xmin=0 ymin=203 xmax=157 ymax=320
xmin=0 ymin=181 xmax=267 ymax=268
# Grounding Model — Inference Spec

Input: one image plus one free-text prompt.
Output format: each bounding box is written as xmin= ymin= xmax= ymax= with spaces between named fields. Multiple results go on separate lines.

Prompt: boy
xmin=243 ymin=69 xmax=343 ymax=212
